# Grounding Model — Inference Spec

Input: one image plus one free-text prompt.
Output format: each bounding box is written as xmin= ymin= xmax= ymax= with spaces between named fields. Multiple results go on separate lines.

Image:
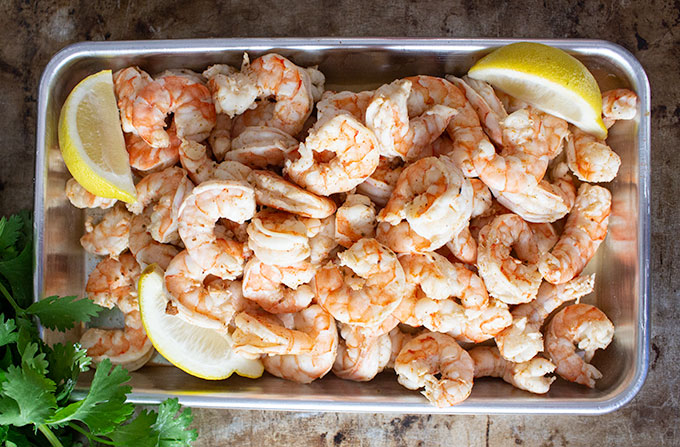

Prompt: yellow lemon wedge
xmin=468 ymin=42 xmax=607 ymax=139
xmin=58 ymin=70 xmax=136 ymax=203
xmin=137 ymin=264 xmax=264 ymax=380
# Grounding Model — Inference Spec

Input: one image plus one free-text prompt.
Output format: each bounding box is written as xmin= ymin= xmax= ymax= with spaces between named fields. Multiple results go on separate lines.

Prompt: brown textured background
xmin=2 ymin=0 xmax=677 ymax=445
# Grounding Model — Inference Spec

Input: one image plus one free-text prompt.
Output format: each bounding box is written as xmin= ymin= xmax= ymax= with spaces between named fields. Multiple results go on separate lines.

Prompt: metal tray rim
xmin=34 ymin=37 xmax=651 ymax=415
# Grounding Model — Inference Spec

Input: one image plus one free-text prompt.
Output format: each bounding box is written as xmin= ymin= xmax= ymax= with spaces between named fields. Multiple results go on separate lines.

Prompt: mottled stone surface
xmin=1 ymin=0 xmax=678 ymax=445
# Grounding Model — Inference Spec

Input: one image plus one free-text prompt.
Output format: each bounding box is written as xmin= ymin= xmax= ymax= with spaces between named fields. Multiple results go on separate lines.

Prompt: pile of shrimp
xmin=66 ymin=53 xmax=636 ymax=407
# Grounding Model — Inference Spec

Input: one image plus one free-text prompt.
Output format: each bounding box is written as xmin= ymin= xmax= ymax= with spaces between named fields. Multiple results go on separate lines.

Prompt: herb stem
xmin=67 ymin=422 xmax=116 ymax=446
xmin=0 ymin=281 xmax=24 ymax=316
xmin=38 ymin=424 xmax=64 ymax=447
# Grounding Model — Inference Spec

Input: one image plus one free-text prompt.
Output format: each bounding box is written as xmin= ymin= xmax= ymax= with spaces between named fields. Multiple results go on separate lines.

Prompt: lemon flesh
xmin=58 ymin=70 xmax=136 ymax=203
xmin=468 ymin=42 xmax=607 ymax=139
xmin=138 ymin=264 xmax=264 ymax=380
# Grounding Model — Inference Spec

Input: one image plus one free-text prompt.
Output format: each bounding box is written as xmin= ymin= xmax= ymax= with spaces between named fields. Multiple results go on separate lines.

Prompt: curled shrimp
xmin=246 ymin=209 xmax=315 ymax=266
xmin=226 ymin=126 xmax=298 ymax=168
xmin=284 ymin=114 xmax=380 ymax=196
xmin=131 ymin=73 xmax=216 ymax=148
xmin=65 ymin=178 xmax=116 ymax=209
xmin=445 ymin=227 xmax=477 ymax=265
xmin=178 ymin=180 xmax=256 ymax=279
xmin=317 ymin=90 xmax=373 ymax=123
xmin=333 ymin=323 xmax=391 ymax=382
xmin=365 ymin=79 xmax=456 ymax=160
xmin=492 ymin=161 xmax=576 ymax=223
xmin=129 ymin=207 xmax=179 ymax=270
xmin=601 ymin=88 xmax=638 ymax=129
xmin=335 ymin=194 xmax=377 ymax=248
xmin=470 ymin=178 xmax=493 ymax=218
xmin=378 ymin=156 xmax=473 ymax=243
xmin=80 ymin=204 xmax=131 ymax=259
xmin=376 ymin=221 xmax=441 ymax=254
xmin=539 ymin=184 xmax=611 ymax=284
xmin=530 ymin=222 xmax=559 ymax=255
xmin=204 ymin=58 xmax=259 ymax=118
xmin=495 ymin=274 xmax=595 ymax=363
xmin=355 ymin=157 xmax=404 ymax=207
xmin=386 ymin=327 xmax=415 ymax=370
xmin=447 ymin=75 xmax=506 ymax=146
xmin=566 ymin=126 xmax=620 ymax=183
xmin=247 ymin=170 xmax=336 ymax=219
xmin=307 ymin=216 xmax=339 ymax=264
xmin=85 ymin=252 xmax=140 ymax=310
xmin=469 ymin=346 xmax=556 ymax=395
xmin=314 ymin=238 xmax=405 ymax=327
xmin=394 ymin=332 xmax=474 ymax=407
xmin=125 ymin=126 xmax=181 ymax=173
xmin=232 ymin=53 xmax=315 ymax=137
xmin=242 ymin=258 xmax=316 ymax=314
xmin=178 ymin=138 xmax=252 ymax=184
xmin=477 ymin=213 xmax=542 ymax=304
xmin=165 ymin=250 xmax=239 ymax=330
xmin=113 ymin=66 xmax=153 ymax=134
xmin=545 ymin=303 xmax=614 ymax=388
xmin=448 ymin=298 xmax=512 ymax=343
xmin=209 ymin=113 xmax=232 ymax=162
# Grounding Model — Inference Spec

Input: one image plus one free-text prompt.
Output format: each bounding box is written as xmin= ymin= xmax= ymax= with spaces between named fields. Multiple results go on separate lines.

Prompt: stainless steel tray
xmin=34 ymin=38 xmax=650 ymax=414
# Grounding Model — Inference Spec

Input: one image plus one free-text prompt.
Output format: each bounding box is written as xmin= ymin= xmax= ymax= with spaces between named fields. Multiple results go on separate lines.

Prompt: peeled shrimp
xmin=226 ymin=126 xmax=298 ymax=168
xmin=209 ymin=113 xmax=232 ymax=162
xmin=178 ymin=138 xmax=252 ymax=184
xmin=386 ymin=327 xmax=415 ymax=370
xmin=126 ymin=166 xmax=186 ymax=214
xmin=247 ymin=170 xmax=336 ymax=219
xmin=530 ymin=222 xmax=559 ymax=255
xmin=601 ymin=88 xmax=638 ymax=129
xmin=314 ymin=238 xmax=405 ymax=327
xmin=165 ymin=250 xmax=239 ymax=330
xmin=335 ymin=194 xmax=377 ymax=248
xmin=284 ymin=114 xmax=380 ymax=196
xmin=232 ymin=53 xmax=315 ymax=137
xmin=125 ymin=127 xmax=181 ymax=173
xmin=469 ymin=346 xmax=556 ymax=394
xmin=495 ymin=274 xmax=595 ymax=363
xmin=317 ymin=90 xmax=373 ymax=123
xmin=470 ymin=178 xmax=493 ymax=218
xmin=545 ymin=303 xmax=614 ymax=388
xmin=376 ymin=221 xmax=441 ymax=254
xmin=445 ymin=227 xmax=477 ymax=265
xmin=65 ymin=178 xmax=116 ymax=209
xmin=85 ymin=252 xmax=140 ymax=311
xmin=178 ymin=180 xmax=256 ymax=279
xmin=129 ymin=207 xmax=180 ymax=270
xmin=566 ymin=126 xmax=621 ymax=183
xmin=242 ymin=258 xmax=316 ymax=314
xmin=394 ymin=332 xmax=474 ymax=407
xmin=447 ymin=75 xmax=506 ymax=146
xmin=80 ymin=204 xmax=131 ymax=259
xmin=333 ymin=323 xmax=391 ymax=382
xmin=356 ymin=157 xmax=404 ymax=207
xmin=246 ymin=209 xmax=315 ymax=266
xmin=204 ymin=58 xmax=259 ymax=118
xmin=131 ymin=73 xmax=216 ymax=147
xmin=477 ymin=213 xmax=542 ymax=304
xmin=449 ymin=298 xmax=512 ymax=343
xmin=307 ymin=216 xmax=339 ymax=264
xmin=113 ymin=66 xmax=153 ymax=134
xmin=539 ymin=184 xmax=611 ymax=284
xmin=378 ymin=156 xmax=473 ymax=243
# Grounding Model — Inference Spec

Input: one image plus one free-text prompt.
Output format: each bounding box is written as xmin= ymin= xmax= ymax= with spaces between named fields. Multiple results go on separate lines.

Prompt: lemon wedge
xmin=58 ymin=70 xmax=137 ymax=203
xmin=138 ymin=264 xmax=264 ymax=380
xmin=468 ymin=42 xmax=607 ymax=139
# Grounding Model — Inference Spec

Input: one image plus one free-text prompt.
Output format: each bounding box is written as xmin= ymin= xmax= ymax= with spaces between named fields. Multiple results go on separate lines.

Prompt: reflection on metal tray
xmin=34 ymin=38 xmax=650 ymax=414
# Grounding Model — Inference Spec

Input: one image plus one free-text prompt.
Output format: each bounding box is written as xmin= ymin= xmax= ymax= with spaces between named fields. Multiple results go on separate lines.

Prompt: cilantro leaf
xmin=0 ymin=364 xmax=57 ymax=426
xmin=0 ymin=215 xmax=23 ymax=260
xmin=109 ymin=409 xmax=158 ymax=447
xmin=19 ymin=341 xmax=48 ymax=375
xmin=0 ymin=242 xmax=32 ymax=309
xmin=109 ymin=399 xmax=196 ymax=447
xmin=47 ymin=359 xmax=134 ymax=435
xmin=0 ymin=314 xmax=18 ymax=347
xmin=45 ymin=343 xmax=91 ymax=403
xmin=25 ymin=296 xmax=102 ymax=331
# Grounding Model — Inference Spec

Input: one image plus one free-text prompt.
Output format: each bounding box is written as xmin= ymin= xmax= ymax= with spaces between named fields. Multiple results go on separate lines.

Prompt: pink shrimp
xmin=80 ymin=204 xmax=131 ymax=259
xmin=469 ymin=346 xmax=556 ymax=394
xmin=125 ymin=127 xmax=181 ymax=174
xmin=601 ymin=88 xmax=638 ymax=129
xmin=241 ymin=258 xmax=316 ymax=314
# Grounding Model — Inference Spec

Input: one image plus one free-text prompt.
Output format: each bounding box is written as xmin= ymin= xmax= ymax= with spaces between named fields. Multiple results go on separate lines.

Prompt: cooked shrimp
xmin=80 ymin=204 xmax=131 ymax=259
xmin=307 ymin=216 xmax=339 ymax=264
xmin=539 ymin=184 xmax=611 ymax=284
xmin=178 ymin=138 xmax=252 ymax=184
xmin=477 ymin=213 xmax=542 ymax=304
xmin=495 ymin=274 xmax=595 ymax=363
xmin=65 ymin=178 xmax=116 ymax=209
xmin=470 ymin=178 xmax=493 ymax=218
xmin=365 ymin=79 xmax=456 ymax=160
xmin=566 ymin=126 xmax=621 ymax=183
xmin=445 ymin=227 xmax=477 ymax=265
xmin=204 ymin=57 xmax=259 ymax=118
xmin=376 ymin=221 xmax=441 ymax=254
xmin=247 ymin=170 xmax=336 ymax=219
xmin=126 ymin=166 xmax=186 ymax=215
xmin=333 ymin=323 xmax=391 ymax=381
xmin=125 ymin=126 xmax=181 ymax=173
xmin=284 ymin=114 xmax=380 ymax=195
xmin=232 ymin=53 xmax=314 ymax=137
xmin=451 ymin=298 xmax=512 ymax=343
xmin=356 ymin=157 xmax=404 ymax=207
xmin=164 ymin=250 xmax=238 ymax=330
xmin=317 ymin=90 xmax=373 ymax=123
xmin=131 ymin=73 xmax=216 ymax=147
xmin=226 ymin=126 xmax=299 ymax=168
xmin=447 ymin=75 xmax=506 ymax=146
xmin=314 ymin=238 xmax=405 ymax=327
xmin=129 ymin=207 xmax=179 ymax=270
xmin=601 ymin=88 xmax=638 ymax=129
xmin=249 ymin=306 xmax=338 ymax=384
xmin=386 ymin=327 xmax=415 ymax=369
xmin=493 ymin=161 xmax=576 ymax=223
xmin=85 ymin=252 xmax=140 ymax=310
xmin=246 ymin=209 xmax=315 ymax=266
xmin=530 ymin=222 xmax=559 ymax=255
xmin=113 ymin=66 xmax=153 ymax=134
xmin=378 ymin=156 xmax=473 ymax=243
xmin=545 ymin=303 xmax=614 ymax=388
xmin=209 ymin=113 xmax=232 ymax=162
xmin=469 ymin=346 xmax=556 ymax=394
xmin=242 ymin=258 xmax=315 ymax=313
xmin=405 ymin=75 xmax=493 ymax=178
xmin=178 ymin=180 xmax=256 ymax=279
xmin=394 ymin=332 xmax=474 ymax=407
xmin=335 ymin=194 xmax=377 ymax=248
